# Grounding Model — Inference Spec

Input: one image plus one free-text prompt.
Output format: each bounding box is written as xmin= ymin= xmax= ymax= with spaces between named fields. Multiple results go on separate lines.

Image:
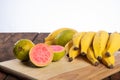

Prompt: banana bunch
xmin=65 ymin=30 xmax=120 ymax=69
xmin=44 ymin=28 xmax=120 ymax=68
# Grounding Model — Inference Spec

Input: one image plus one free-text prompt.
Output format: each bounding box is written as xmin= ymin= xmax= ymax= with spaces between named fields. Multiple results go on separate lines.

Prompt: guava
xmin=50 ymin=45 xmax=65 ymax=62
xmin=54 ymin=29 xmax=77 ymax=46
xmin=29 ymin=43 xmax=53 ymax=67
xmin=13 ymin=39 xmax=35 ymax=61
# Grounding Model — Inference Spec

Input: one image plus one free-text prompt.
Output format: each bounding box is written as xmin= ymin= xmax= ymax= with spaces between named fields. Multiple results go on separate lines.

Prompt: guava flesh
xmin=50 ymin=45 xmax=65 ymax=62
xmin=29 ymin=43 xmax=53 ymax=67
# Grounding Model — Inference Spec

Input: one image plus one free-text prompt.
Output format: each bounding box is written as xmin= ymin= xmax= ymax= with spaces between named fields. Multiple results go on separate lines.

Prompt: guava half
xmin=29 ymin=43 xmax=53 ymax=67
xmin=50 ymin=45 xmax=65 ymax=62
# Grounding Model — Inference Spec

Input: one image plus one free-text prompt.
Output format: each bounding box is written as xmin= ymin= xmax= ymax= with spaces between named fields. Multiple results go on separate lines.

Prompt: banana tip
xmin=97 ymin=56 xmax=102 ymax=61
xmin=105 ymin=52 xmax=111 ymax=57
xmin=73 ymin=47 xmax=79 ymax=50
xmin=66 ymin=53 xmax=69 ymax=57
xmin=108 ymin=64 xmax=114 ymax=69
xmin=81 ymin=52 xmax=86 ymax=56
xmin=94 ymin=62 xmax=99 ymax=66
xmin=68 ymin=57 xmax=73 ymax=62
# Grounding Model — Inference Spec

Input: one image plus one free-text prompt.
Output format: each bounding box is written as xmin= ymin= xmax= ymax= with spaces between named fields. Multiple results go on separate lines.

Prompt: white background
xmin=0 ymin=0 xmax=120 ymax=32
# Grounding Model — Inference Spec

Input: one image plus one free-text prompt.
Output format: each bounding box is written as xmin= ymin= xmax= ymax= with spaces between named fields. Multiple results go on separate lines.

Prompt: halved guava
xmin=29 ymin=43 xmax=53 ymax=67
xmin=50 ymin=45 xmax=65 ymax=62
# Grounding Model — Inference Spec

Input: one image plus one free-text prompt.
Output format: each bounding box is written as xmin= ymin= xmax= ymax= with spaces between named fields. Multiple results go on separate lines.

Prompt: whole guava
xmin=54 ymin=29 xmax=77 ymax=46
xmin=13 ymin=39 xmax=34 ymax=61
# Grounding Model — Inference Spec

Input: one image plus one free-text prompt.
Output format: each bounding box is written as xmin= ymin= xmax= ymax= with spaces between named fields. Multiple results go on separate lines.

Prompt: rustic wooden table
xmin=0 ymin=33 xmax=120 ymax=80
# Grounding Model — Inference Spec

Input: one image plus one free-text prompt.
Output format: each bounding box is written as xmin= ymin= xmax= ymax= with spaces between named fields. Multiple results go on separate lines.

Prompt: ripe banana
xmin=45 ymin=27 xmax=77 ymax=42
xmin=102 ymin=55 xmax=115 ymax=69
xmin=93 ymin=30 xmax=109 ymax=60
xmin=81 ymin=32 xmax=96 ymax=56
xmin=65 ymin=40 xmax=73 ymax=56
xmin=72 ymin=32 xmax=86 ymax=50
xmin=44 ymin=41 xmax=53 ymax=45
xmin=68 ymin=46 xmax=80 ymax=62
xmin=87 ymin=47 xmax=99 ymax=66
xmin=105 ymin=32 xmax=120 ymax=57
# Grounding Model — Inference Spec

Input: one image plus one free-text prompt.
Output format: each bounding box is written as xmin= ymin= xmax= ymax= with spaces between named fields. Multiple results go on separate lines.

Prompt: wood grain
xmin=110 ymin=72 xmax=120 ymax=80
xmin=0 ymin=52 xmax=120 ymax=80
xmin=0 ymin=33 xmax=14 ymax=45
xmin=0 ymin=33 xmax=39 ymax=80
xmin=0 ymin=33 xmax=38 ymax=62
xmin=49 ymin=52 xmax=120 ymax=80
xmin=0 ymin=33 xmax=120 ymax=80
xmin=33 ymin=33 xmax=49 ymax=44
xmin=0 ymin=71 xmax=7 ymax=80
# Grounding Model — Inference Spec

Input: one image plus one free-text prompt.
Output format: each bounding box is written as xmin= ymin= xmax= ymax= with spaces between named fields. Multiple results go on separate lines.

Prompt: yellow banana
xmin=93 ymin=30 xmax=109 ymax=60
xmin=72 ymin=32 xmax=86 ymax=50
xmin=101 ymin=49 xmax=115 ymax=69
xmin=102 ymin=55 xmax=115 ymax=69
xmin=81 ymin=32 xmax=96 ymax=56
xmin=68 ymin=46 xmax=80 ymax=62
xmin=87 ymin=47 xmax=99 ymax=66
xmin=44 ymin=41 xmax=53 ymax=45
xmin=105 ymin=32 xmax=120 ymax=57
xmin=45 ymin=27 xmax=77 ymax=42
xmin=65 ymin=40 xmax=73 ymax=55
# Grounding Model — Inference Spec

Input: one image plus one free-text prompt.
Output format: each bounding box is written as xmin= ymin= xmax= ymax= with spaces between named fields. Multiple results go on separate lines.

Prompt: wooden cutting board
xmin=0 ymin=52 xmax=120 ymax=80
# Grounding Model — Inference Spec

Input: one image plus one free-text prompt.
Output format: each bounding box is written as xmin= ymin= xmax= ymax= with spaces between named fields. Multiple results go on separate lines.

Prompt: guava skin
xmin=13 ymin=39 xmax=34 ymax=61
xmin=50 ymin=45 xmax=66 ymax=62
xmin=54 ymin=29 xmax=77 ymax=46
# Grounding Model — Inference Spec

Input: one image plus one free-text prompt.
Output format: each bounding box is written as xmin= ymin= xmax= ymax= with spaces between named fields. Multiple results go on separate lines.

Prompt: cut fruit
xmin=29 ymin=43 xmax=53 ymax=67
xmin=50 ymin=45 xmax=65 ymax=62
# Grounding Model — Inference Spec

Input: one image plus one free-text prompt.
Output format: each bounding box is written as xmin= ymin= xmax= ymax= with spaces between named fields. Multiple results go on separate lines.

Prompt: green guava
xmin=50 ymin=45 xmax=65 ymax=62
xmin=29 ymin=43 xmax=53 ymax=67
xmin=54 ymin=29 xmax=77 ymax=46
xmin=13 ymin=39 xmax=34 ymax=61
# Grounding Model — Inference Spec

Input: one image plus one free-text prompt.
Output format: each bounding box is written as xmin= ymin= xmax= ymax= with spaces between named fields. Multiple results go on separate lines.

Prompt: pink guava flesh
xmin=50 ymin=45 xmax=65 ymax=61
xmin=29 ymin=43 xmax=53 ymax=67
xmin=50 ymin=45 xmax=64 ymax=52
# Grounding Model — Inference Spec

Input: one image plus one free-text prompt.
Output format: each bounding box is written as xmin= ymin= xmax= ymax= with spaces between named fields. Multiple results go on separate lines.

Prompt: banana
xmin=102 ymin=55 xmax=115 ymax=69
xmin=101 ymin=48 xmax=115 ymax=69
xmin=93 ymin=30 xmax=109 ymax=60
xmin=72 ymin=32 xmax=86 ymax=50
xmin=105 ymin=32 xmax=120 ymax=57
xmin=65 ymin=40 xmax=73 ymax=56
xmin=45 ymin=27 xmax=77 ymax=42
xmin=87 ymin=47 xmax=99 ymax=66
xmin=44 ymin=41 xmax=53 ymax=45
xmin=80 ymin=32 xmax=96 ymax=56
xmin=68 ymin=46 xmax=80 ymax=62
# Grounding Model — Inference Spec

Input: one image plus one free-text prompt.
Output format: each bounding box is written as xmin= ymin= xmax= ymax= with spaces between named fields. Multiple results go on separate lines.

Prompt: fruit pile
xmin=13 ymin=39 xmax=65 ymax=67
xmin=45 ymin=28 xmax=120 ymax=69
xmin=13 ymin=27 xmax=120 ymax=69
